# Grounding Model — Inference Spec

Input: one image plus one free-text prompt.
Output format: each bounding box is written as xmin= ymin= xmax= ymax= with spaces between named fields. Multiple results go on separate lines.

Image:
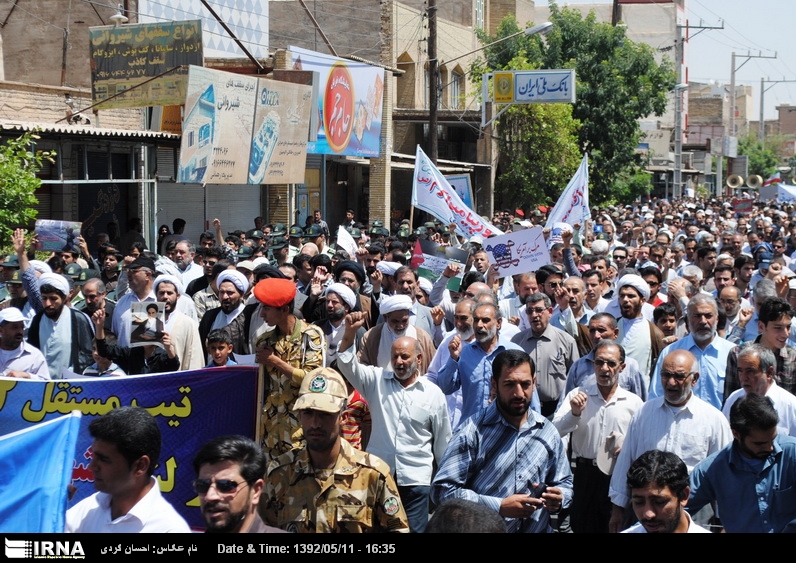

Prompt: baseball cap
xmin=64 ymin=263 xmax=82 ymax=280
xmin=75 ymin=269 xmax=101 ymax=286
xmin=305 ymin=224 xmax=325 ymax=237
xmin=0 ymin=255 xmax=19 ymax=268
xmin=293 ymin=367 xmax=348 ymax=413
xmin=128 ymin=256 xmax=156 ymax=272
xmin=270 ymin=239 xmax=288 ymax=251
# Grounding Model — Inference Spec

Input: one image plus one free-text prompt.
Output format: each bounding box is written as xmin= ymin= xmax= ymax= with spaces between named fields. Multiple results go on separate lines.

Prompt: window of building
xmin=475 ymin=0 xmax=484 ymax=30
xmin=451 ymin=71 xmax=464 ymax=109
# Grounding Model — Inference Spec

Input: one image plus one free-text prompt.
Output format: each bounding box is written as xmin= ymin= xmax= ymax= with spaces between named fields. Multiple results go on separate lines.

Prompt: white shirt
xmin=608 ymin=394 xmax=732 ymax=507
xmin=112 ymin=290 xmax=156 ymax=347
xmin=180 ymin=261 xmax=204 ymax=287
xmin=618 ymin=316 xmax=653 ymax=390
xmin=621 ymin=511 xmax=711 ymax=533
xmin=39 ymin=305 xmax=72 ymax=379
xmin=723 ymin=381 xmax=796 ymax=437
xmin=65 ymin=477 xmax=191 ymax=533
xmin=553 ymin=382 xmax=643 ymax=462
xmin=337 ymin=345 xmax=452 ymax=486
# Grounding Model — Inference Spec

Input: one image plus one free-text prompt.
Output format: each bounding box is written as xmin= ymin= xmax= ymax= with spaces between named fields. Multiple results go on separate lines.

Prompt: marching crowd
xmin=7 ymin=198 xmax=796 ymax=534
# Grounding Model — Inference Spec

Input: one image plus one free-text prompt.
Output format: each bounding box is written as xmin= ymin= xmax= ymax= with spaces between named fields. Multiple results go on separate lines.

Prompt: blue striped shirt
xmin=431 ymin=402 xmax=573 ymax=533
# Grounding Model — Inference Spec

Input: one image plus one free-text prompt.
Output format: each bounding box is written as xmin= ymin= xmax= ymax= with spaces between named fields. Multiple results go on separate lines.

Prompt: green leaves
xmin=478 ymin=3 xmax=676 ymax=206
xmin=737 ymin=135 xmax=779 ymax=178
xmin=0 ymin=131 xmax=56 ymax=242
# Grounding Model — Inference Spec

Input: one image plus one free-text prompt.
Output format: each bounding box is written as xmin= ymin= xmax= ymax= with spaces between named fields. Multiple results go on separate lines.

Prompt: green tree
xmin=492 ymin=56 xmax=582 ymax=208
xmin=475 ymin=5 xmax=676 ymax=205
xmin=738 ymin=135 xmax=779 ymax=178
xmin=0 ymin=132 xmax=54 ymax=242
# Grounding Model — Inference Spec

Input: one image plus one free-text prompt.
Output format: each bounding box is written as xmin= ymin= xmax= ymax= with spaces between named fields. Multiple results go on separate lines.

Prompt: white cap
xmin=0 ymin=307 xmax=25 ymax=323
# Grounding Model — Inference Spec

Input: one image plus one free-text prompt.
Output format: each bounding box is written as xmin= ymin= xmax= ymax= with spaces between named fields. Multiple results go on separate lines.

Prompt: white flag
xmin=412 ymin=145 xmax=503 ymax=238
xmin=545 ymin=154 xmax=590 ymax=240
xmin=336 ymin=225 xmax=357 ymax=258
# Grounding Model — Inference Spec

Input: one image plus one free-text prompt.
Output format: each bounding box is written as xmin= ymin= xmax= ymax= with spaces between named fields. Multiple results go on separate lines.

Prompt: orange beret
xmin=253 ymin=278 xmax=296 ymax=307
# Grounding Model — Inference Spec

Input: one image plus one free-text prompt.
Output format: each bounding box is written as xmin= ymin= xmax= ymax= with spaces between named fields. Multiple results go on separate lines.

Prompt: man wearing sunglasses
xmin=553 ymin=340 xmax=643 ymax=533
xmin=607 ymin=349 xmax=731 ymax=533
xmin=193 ymin=435 xmax=284 ymax=533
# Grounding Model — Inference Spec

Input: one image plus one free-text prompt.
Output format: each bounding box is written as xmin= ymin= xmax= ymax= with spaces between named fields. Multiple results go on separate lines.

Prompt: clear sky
xmin=534 ymin=0 xmax=796 ymax=119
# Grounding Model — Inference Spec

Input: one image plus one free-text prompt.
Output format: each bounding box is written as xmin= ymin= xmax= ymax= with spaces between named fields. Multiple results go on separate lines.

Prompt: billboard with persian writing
xmin=0 ymin=366 xmax=261 ymax=529
xmin=89 ymin=20 xmax=203 ymax=109
xmin=289 ymin=46 xmax=384 ymax=157
xmin=178 ymin=66 xmax=312 ymax=185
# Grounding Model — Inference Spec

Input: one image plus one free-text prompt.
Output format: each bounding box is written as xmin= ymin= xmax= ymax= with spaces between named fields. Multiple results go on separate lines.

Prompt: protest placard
xmin=482 ymin=226 xmax=550 ymax=278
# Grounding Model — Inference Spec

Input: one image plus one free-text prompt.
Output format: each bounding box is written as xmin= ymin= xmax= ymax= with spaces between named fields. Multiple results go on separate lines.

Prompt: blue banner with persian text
xmin=0 ymin=367 xmax=261 ymax=530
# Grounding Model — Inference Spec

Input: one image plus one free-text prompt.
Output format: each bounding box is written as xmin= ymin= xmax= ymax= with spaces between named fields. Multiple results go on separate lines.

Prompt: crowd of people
xmin=7 ymin=198 xmax=796 ymax=534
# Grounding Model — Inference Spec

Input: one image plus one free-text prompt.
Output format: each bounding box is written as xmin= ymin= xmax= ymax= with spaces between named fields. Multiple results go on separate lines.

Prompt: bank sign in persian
xmin=290 ymin=46 xmax=384 ymax=157
xmin=412 ymin=146 xmax=503 ymax=238
xmin=89 ymin=20 xmax=203 ymax=109
xmin=178 ymin=66 xmax=312 ymax=184
xmin=491 ymin=69 xmax=576 ymax=104
xmin=0 ymin=367 xmax=261 ymax=530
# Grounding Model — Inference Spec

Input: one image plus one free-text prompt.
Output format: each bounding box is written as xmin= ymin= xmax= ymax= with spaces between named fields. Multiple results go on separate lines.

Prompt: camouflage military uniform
xmin=259 ymin=438 xmax=409 ymax=533
xmin=257 ymin=319 xmax=325 ymax=459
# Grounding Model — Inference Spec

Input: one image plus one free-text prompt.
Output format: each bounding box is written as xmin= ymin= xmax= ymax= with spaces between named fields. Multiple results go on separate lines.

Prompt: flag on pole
xmin=0 ymin=411 xmax=82 ymax=532
xmin=763 ymin=172 xmax=781 ymax=187
xmin=412 ymin=145 xmax=503 ymax=238
xmin=544 ymin=155 xmax=590 ymax=243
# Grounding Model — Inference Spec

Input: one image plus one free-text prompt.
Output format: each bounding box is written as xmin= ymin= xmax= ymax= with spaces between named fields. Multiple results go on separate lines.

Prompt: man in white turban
xmin=317 ymin=282 xmax=362 ymax=367
xmin=198 ymin=269 xmax=253 ymax=358
xmin=614 ymin=273 xmax=665 ymax=390
xmin=357 ymin=294 xmax=436 ymax=374
xmin=27 ymin=273 xmax=94 ymax=378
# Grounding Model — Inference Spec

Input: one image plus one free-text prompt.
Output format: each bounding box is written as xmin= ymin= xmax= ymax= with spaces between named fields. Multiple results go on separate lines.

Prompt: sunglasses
xmin=192 ymin=478 xmax=247 ymax=495
xmin=661 ymin=371 xmax=692 ymax=382
xmin=594 ymin=359 xmax=620 ymax=368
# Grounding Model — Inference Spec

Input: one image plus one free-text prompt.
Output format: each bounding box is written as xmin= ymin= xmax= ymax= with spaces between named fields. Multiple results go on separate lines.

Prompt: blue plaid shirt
xmin=431 ymin=402 xmax=573 ymax=533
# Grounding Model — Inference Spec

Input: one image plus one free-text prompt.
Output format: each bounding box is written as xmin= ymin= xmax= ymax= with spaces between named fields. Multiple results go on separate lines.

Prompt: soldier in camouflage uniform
xmin=253 ymin=277 xmax=325 ymax=460
xmin=259 ymin=367 xmax=409 ymax=533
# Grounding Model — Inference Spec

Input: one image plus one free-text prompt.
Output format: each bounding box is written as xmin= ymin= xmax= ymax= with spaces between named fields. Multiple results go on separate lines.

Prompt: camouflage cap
xmin=293 ymin=367 xmax=348 ymax=413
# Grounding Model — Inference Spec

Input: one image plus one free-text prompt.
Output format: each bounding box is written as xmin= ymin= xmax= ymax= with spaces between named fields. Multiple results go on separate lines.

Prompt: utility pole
xmin=759 ymin=77 xmax=796 ymax=146
xmin=675 ymin=20 xmax=722 ymax=197
xmin=428 ymin=0 xmax=438 ymax=163
xmin=730 ymin=52 xmax=776 ymax=138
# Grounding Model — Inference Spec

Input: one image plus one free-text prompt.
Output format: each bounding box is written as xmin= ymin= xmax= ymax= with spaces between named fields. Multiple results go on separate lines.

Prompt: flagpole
xmin=409 ymin=205 xmax=415 ymax=231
